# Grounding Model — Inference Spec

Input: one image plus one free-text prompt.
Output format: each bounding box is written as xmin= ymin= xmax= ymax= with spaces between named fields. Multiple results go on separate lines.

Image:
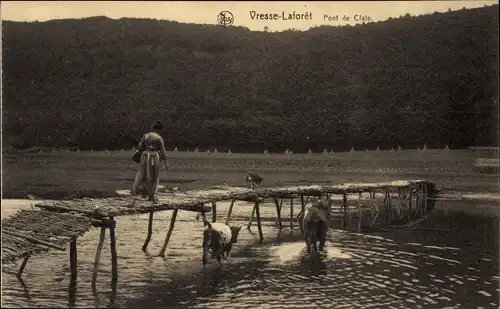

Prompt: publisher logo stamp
xmin=218 ymin=11 xmax=234 ymax=27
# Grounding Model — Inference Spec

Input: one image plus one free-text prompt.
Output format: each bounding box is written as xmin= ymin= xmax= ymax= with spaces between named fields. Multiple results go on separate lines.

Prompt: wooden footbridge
xmin=2 ymin=180 xmax=437 ymax=287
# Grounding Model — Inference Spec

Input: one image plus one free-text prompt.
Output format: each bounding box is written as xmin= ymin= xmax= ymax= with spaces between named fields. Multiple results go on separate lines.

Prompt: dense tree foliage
xmin=2 ymin=6 xmax=498 ymax=152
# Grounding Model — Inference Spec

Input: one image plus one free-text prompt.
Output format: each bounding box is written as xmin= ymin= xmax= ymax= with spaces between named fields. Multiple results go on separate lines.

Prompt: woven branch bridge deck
xmin=35 ymin=180 xmax=429 ymax=217
xmin=2 ymin=180 xmax=433 ymax=267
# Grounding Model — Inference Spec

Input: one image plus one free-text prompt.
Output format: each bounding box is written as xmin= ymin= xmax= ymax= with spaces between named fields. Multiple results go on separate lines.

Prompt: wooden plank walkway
xmin=32 ymin=186 xmax=256 ymax=217
xmin=32 ymin=180 xmax=428 ymax=217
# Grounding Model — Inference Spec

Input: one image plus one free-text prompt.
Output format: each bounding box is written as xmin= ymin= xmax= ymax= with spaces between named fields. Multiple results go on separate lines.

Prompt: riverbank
xmin=2 ymin=151 xmax=498 ymax=211
xmin=2 ymin=166 xmax=497 ymax=199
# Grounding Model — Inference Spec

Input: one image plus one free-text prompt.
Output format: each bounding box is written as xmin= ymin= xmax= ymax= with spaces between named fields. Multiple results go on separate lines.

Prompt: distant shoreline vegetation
xmin=2 ymin=5 xmax=498 ymax=152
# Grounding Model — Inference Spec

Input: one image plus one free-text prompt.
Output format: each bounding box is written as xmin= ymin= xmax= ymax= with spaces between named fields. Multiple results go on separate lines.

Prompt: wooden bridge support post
xmin=296 ymin=196 xmax=310 ymax=221
xmin=225 ymin=199 xmax=235 ymax=225
xmin=420 ymin=182 xmax=427 ymax=215
xmin=211 ymin=202 xmax=217 ymax=223
xmin=142 ymin=212 xmax=154 ymax=252
xmin=290 ymin=198 xmax=294 ymax=229
xmin=395 ymin=188 xmax=401 ymax=220
xmin=408 ymin=189 xmax=413 ymax=219
xmin=411 ymin=187 xmax=417 ymax=217
xmin=384 ymin=189 xmax=392 ymax=225
xmin=70 ymin=237 xmax=78 ymax=283
xmin=369 ymin=191 xmax=379 ymax=226
xmin=382 ymin=190 xmax=387 ymax=224
xmin=400 ymin=188 xmax=408 ymax=220
xmin=17 ymin=255 xmax=30 ymax=278
xmin=403 ymin=187 xmax=409 ymax=219
xmin=247 ymin=203 xmax=257 ymax=230
xmin=254 ymin=201 xmax=264 ymax=243
xmin=402 ymin=188 xmax=406 ymax=219
xmin=357 ymin=192 xmax=363 ymax=232
xmin=109 ymin=217 xmax=118 ymax=282
xmin=159 ymin=208 xmax=179 ymax=257
xmin=406 ymin=188 xmax=411 ymax=218
xmin=412 ymin=188 xmax=419 ymax=217
xmin=297 ymin=195 xmax=307 ymax=220
xmin=273 ymin=198 xmax=283 ymax=230
xmin=415 ymin=185 xmax=421 ymax=217
xmin=91 ymin=228 xmax=106 ymax=287
xmin=342 ymin=193 xmax=348 ymax=230
xmin=403 ymin=188 xmax=408 ymax=219
xmin=400 ymin=188 xmax=408 ymax=218
xmin=423 ymin=181 xmax=428 ymax=214
xmin=388 ymin=189 xmax=393 ymax=223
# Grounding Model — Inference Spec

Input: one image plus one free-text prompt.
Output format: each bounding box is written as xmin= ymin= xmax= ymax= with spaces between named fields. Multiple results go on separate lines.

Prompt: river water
xmin=1 ymin=196 xmax=499 ymax=308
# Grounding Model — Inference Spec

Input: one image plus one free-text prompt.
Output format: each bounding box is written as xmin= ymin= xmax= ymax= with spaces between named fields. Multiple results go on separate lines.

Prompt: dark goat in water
xmin=196 ymin=214 xmax=243 ymax=266
xmin=299 ymin=199 xmax=332 ymax=253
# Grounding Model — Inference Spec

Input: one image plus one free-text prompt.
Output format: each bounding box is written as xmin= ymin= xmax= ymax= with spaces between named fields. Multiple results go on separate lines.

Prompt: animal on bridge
xmin=196 ymin=214 xmax=243 ymax=266
xmin=299 ymin=199 xmax=332 ymax=253
xmin=245 ymin=172 xmax=263 ymax=189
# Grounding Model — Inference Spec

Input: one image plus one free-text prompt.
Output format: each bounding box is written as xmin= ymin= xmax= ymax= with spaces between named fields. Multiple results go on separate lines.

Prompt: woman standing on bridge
xmin=131 ymin=120 xmax=170 ymax=201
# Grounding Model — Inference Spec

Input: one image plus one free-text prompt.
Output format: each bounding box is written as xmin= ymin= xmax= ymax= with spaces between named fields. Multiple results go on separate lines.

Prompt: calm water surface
xmin=1 ymin=196 xmax=499 ymax=308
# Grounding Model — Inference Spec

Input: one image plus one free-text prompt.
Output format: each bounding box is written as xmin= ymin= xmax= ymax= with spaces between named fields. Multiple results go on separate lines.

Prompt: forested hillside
xmin=2 ymin=5 xmax=498 ymax=152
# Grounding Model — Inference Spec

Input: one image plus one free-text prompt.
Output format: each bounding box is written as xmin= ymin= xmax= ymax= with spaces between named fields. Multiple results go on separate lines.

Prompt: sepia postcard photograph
xmin=1 ymin=1 xmax=499 ymax=308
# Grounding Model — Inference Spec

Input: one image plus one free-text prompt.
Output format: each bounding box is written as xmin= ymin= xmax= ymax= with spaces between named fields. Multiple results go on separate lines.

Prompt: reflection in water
xmin=89 ymin=278 xmax=117 ymax=308
xmin=68 ymin=282 xmax=77 ymax=308
xmin=268 ymin=241 xmax=352 ymax=266
xmin=1 ymin=198 xmax=498 ymax=308
xmin=109 ymin=280 xmax=118 ymax=309
xmin=197 ymin=266 xmax=230 ymax=297
xmin=16 ymin=277 xmax=32 ymax=302
xmin=297 ymin=252 xmax=328 ymax=277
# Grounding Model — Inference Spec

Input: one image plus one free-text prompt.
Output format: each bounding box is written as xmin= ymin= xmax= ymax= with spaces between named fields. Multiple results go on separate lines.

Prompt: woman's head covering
xmin=151 ymin=120 xmax=164 ymax=130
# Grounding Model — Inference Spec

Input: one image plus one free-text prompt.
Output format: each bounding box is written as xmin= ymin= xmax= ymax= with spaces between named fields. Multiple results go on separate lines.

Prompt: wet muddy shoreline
xmin=3 ymin=150 xmax=498 ymax=200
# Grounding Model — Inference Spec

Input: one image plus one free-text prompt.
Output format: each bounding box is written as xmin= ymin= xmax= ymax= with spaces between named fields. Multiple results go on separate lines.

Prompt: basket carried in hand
xmin=132 ymin=150 xmax=141 ymax=163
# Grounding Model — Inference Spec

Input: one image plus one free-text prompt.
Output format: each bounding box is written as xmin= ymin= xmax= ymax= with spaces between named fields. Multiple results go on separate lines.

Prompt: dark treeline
xmin=2 ymin=6 xmax=498 ymax=152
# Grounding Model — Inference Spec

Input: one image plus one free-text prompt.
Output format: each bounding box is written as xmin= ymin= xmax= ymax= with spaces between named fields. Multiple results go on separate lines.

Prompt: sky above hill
xmin=1 ymin=1 xmax=498 ymax=31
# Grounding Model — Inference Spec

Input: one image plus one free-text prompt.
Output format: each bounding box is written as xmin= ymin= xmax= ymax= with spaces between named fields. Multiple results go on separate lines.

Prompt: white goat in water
xmin=196 ymin=214 xmax=243 ymax=266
